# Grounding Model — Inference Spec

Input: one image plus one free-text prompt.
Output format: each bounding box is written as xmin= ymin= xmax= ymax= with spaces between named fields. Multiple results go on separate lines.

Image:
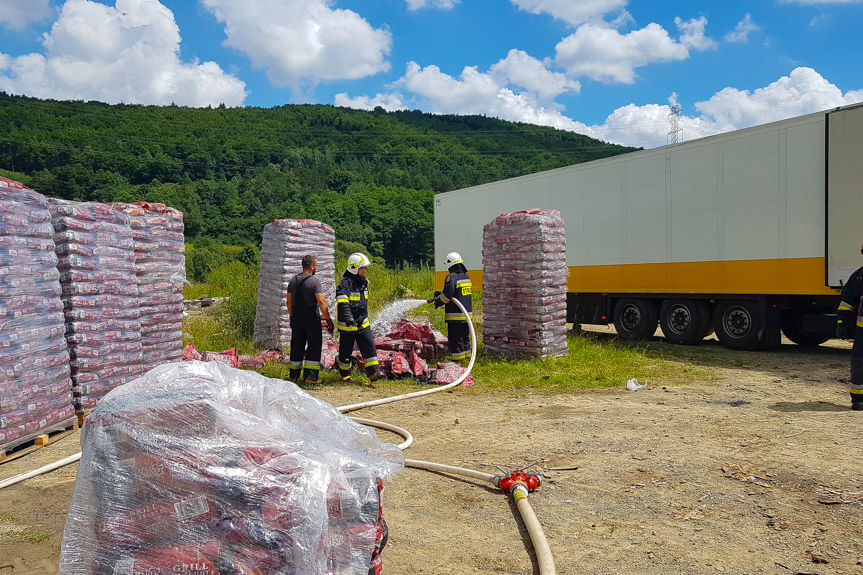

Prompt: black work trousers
xmin=338 ymin=327 xmax=380 ymax=380
xmin=447 ymin=321 xmax=471 ymax=363
xmin=289 ymin=319 xmax=322 ymax=382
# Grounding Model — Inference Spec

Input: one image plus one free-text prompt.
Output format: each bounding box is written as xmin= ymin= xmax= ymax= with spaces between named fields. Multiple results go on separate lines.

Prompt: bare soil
xmin=1 ymin=334 xmax=861 ymax=575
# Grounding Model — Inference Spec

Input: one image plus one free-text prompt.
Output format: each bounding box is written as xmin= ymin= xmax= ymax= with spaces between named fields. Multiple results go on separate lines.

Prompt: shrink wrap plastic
xmin=48 ymin=199 xmax=145 ymax=411
xmin=114 ymin=202 xmax=185 ymax=369
xmin=59 ymin=361 xmax=403 ymax=574
xmin=0 ymin=178 xmax=75 ymax=451
xmin=482 ymin=209 xmax=568 ymax=357
xmin=254 ymin=220 xmax=335 ymax=351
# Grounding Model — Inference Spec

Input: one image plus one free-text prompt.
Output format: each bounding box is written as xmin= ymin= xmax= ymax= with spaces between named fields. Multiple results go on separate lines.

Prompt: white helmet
xmin=346 ymin=252 xmax=371 ymax=274
xmin=445 ymin=251 xmax=464 ymax=267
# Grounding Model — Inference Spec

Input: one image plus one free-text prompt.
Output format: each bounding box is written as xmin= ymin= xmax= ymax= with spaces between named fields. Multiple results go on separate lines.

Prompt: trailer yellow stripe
xmin=437 ymin=257 xmax=838 ymax=296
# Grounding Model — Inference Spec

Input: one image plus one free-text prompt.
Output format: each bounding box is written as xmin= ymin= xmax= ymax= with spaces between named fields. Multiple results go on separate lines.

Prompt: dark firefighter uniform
xmin=434 ymin=268 xmax=473 ymax=363
xmin=837 ymin=265 xmax=863 ymax=410
xmin=336 ymin=272 xmax=381 ymax=381
xmin=286 ymin=271 xmax=323 ymax=383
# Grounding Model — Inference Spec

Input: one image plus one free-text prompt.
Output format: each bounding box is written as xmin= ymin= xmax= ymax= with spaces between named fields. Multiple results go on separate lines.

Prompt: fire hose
xmin=0 ymin=299 xmax=557 ymax=574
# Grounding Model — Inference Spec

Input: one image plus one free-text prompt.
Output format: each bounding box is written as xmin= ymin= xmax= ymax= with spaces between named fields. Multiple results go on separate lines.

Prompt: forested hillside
xmin=0 ymin=93 xmax=634 ymax=264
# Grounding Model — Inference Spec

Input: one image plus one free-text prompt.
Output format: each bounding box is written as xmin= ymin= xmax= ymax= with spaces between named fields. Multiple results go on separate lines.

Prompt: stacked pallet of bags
xmin=49 ymin=199 xmax=145 ymax=411
xmin=0 ymin=178 xmax=75 ymax=452
xmin=482 ymin=209 xmax=569 ymax=357
xmin=59 ymin=361 xmax=403 ymax=574
xmin=253 ymin=219 xmax=336 ymax=351
xmin=114 ymin=202 xmax=185 ymax=370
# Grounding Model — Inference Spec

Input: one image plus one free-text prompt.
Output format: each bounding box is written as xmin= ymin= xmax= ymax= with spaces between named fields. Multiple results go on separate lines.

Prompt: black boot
xmin=289 ymin=369 xmax=301 ymax=382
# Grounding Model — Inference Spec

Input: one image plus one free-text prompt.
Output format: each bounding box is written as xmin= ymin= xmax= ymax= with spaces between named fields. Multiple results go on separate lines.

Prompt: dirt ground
xmin=1 ymin=332 xmax=861 ymax=575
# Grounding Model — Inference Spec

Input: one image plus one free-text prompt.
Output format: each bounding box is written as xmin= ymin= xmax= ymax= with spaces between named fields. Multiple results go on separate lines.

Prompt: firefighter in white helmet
xmin=428 ymin=251 xmax=473 ymax=364
xmin=335 ymin=252 xmax=381 ymax=381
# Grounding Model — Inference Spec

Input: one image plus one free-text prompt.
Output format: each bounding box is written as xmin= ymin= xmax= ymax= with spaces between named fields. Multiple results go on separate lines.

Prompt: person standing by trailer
xmin=836 ymin=244 xmax=863 ymax=411
xmin=428 ymin=251 xmax=473 ymax=364
xmin=286 ymin=255 xmax=334 ymax=384
xmin=336 ymin=252 xmax=381 ymax=382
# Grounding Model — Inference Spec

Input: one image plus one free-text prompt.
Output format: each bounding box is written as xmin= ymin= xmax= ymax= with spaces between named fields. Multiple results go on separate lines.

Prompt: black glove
xmin=344 ymin=316 xmax=356 ymax=328
xmin=837 ymin=319 xmax=853 ymax=340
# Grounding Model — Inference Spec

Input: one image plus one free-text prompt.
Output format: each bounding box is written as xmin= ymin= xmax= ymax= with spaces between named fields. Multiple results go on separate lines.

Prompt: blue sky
xmin=0 ymin=0 xmax=860 ymax=148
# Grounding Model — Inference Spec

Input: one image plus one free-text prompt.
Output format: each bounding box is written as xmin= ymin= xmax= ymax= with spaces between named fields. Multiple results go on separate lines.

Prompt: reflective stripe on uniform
xmin=851 ymin=387 xmax=863 ymax=394
xmin=445 ymin=313 xmax=467 ymax=321
xmin=451 ymin=351 xmax=470 ymax=361
xmin=339 ymin=359 xmax=352 ymax=370
xmin=838 ymin=301 xmax=855 ymax=311
xmin=303 ymin=364 xmax=321 ymax=371
xmin=287 ymin=360 xmax=302 ymax=367
xmin=364 ymin=358 xmax=379 ymax=367
xmin=858 ymin=315 xmax=863 ymax=328
xmin=338 ymin=322 xmax=358 ymax=332
xmin=361 ymin=319 xmax=371 ymax=329
xmin=438 ymin=293 xmax=451 ymax=303
xmin=336 ymin=297 xmax=350 ymax=304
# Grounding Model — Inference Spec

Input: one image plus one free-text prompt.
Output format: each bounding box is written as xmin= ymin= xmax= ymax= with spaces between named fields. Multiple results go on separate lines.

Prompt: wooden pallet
xmin=0 ymin=418 xmax=79 ymax=465
xmin=76 ymin=409 xmax=94 ymax=428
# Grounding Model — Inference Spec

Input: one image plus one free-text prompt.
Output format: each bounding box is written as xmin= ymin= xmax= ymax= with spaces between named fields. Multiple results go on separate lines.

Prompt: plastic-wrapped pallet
xmin=253 ymin=219 xmax=336 ymax=351
xmin=60 ymin=361 xmax=403 ymax=574
xmin=0 ymin=178 xmax=75 ymax=453
xmin=48 ymin=199 xmax=145 ymax=411
xmin=114 ymin=202 xmax=185 ymax=370
xmin=482 ymin=209 xmax=568 ymax=357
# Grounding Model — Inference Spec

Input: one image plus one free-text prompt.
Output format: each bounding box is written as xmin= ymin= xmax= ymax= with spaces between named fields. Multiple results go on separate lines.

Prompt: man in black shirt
xmin=286 ymin=255 xmax=334 ymax=384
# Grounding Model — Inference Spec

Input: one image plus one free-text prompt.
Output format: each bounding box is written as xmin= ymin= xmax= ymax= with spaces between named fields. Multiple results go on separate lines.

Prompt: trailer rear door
xmin=826 ymin=104 xmax=863 ymax=287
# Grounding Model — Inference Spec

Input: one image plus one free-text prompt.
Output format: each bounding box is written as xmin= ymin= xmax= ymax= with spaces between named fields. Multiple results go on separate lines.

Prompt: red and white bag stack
xmin=59 ymin=361 xmax=403 ymax=574
xmin=114 ymin=202 xmax=185 ymax=370
xmin=0 ymin=178 xmax=75 ymax=452
xmin=253 ymin=219 xmax=336 ymax=351
xmin=482 ymin=209 xmax=569 ymax=357
xmin=48 ymin=199 xmax=145 ymax=411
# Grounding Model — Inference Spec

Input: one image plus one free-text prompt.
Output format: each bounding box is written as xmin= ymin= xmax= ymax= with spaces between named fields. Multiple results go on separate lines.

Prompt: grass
xmin=183 ymin=262 xmax=714 ymax=393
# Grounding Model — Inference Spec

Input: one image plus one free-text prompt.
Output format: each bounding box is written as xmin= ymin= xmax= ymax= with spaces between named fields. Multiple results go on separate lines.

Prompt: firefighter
xmin=428 ymin=251 xmax=473 ymax=365
xmin=335 ymin=252 xmax=381 ymax=382
xmin=286 ymin=255 xmax=334 ymax=384
xmin=836 ymin=244 xmax=863 ymax=411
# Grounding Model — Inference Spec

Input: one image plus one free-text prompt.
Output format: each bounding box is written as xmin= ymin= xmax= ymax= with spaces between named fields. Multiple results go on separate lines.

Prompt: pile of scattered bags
xmin=60 ymin=362 xmax=403 ymax=574
xmin=0 ymin=178 xmax=75 ymax=450
xmin=482 ymin=209 xmax=569 ymax=358
xmin=253 ymin=220 xmax=336 ymax=351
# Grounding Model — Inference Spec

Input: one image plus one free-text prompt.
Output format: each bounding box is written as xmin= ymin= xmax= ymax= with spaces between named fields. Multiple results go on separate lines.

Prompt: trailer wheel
xmin=781 ymin=310 xmax=830 ymax=347
xmin=613 ymin=299 xmax=658 ymax=341
xmin=713 ymin=300 xmax=763 ymax=350
xmin=660 ymin=299 xmax=710 ymax=345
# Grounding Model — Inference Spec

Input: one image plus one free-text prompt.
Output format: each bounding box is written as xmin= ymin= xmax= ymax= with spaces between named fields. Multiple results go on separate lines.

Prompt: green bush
xmin=208 ymin=262 xmax=259 ymax=340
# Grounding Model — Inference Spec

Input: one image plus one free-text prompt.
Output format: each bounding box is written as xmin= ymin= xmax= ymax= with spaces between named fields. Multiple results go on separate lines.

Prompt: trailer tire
xmin=660 ymin=299 xmax=711 ymax=345
xmin=713 ymin=300 xmax=763 ymax=350
xmin=613 ymin=298 xmax=658 ymax=341
xmin=781 ymin=310 xmax=830 ymax=347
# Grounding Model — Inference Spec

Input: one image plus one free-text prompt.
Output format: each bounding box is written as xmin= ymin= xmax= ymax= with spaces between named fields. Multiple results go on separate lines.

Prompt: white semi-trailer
xmin=434 ymin=104 xmax=863 ymax=350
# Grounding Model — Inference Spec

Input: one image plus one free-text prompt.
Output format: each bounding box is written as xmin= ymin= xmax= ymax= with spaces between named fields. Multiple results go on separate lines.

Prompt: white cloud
xmin=583 ymin=67 xmax=863 ymax=148
xmin=509 ymin=0 xmax=628 ymax=25
xmin=201 ymin=0 xmax=391 ymax=88
xmin=490 ymin=49 xmax=580 ymax=101
xmin=725 ymin=14 xmax=759 ymax=43
xmin=555 ymin=23 xmax=689 ymax=84
xmin=334 ymin=92 xmax=407 ymax=111
xmin=405 ymin=0 xmax=459 ymax=10
xmin=0 ymin=0 xmax=52 ymax=30
xmin=337 ymin=57 xmax=583 ymax=131
xmin=675 ymin=16 xmax=717 ymax=51
xmin=0 ymin=0 xmax=246 ymax=107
